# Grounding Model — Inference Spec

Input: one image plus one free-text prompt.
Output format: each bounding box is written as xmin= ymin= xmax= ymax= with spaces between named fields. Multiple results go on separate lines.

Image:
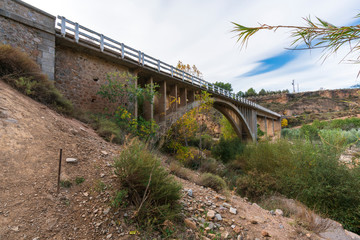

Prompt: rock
xmin=10 ymin=226 xmax=19 ymax=232
xmin=101 ymin=151 xmax=108 ymax=156
xmin=5 ymin=118 xmax=17 ymax=124
xmin=184 ymin=218 xmax=197 ymax=230
xmin=103 ymin=207 xmax=110 ymax=215
xmin=66 ymin=158 xmax=77 ymax=163
xmin=261 ymin=230 xmax=270 ymax=237
xmin=231 ymin=224 xmax=236 ymax=229
xmin=250 ymin=220 xmax=258 ymax=224
xmin=269 ymin=210 xmax=275 ymax=216
xmin=279 ymin=224 xmax=284 ymax=229
xmin=207 ymin=210 xmax=216 ymax=219
xmin=221 ymin=231 xmax=229 ymax=239
xmin=229 ymin=207 xmax=237 ymax=215
xmin=83 ymin=192 xmax=89 ymax=197
xmin=223 ymin=203 xmax=231 ymax=208
xmin=233 ymin=226 xmax=242 ymax=234
xmin=188 ymin=189 xmax=193 ymax=197
xmin=106 ymin=233 xmax=112 ymax=239
xmin=208 ymin=233 xmax=216 ymax=238
xmin=32 ymin=238 xmax=40 ymax=240
xmin=208 ymin=222 xmax=215 ymax=230
xmin=100 ymin=173 xmax=105 ymax=178
xmin=215 ymin=213 xmax=222 ymax=221
xmin=275 ymin=209 xmax=283 ymax=216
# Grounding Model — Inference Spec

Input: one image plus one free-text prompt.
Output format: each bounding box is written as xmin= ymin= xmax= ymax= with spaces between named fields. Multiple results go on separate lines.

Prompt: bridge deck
xmin=55 ymin=16 xmax=281 ymax=120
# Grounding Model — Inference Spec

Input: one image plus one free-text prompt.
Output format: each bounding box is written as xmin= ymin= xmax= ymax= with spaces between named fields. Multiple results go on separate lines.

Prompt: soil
xmin=0 ymin=80 xmax=359 ymax=240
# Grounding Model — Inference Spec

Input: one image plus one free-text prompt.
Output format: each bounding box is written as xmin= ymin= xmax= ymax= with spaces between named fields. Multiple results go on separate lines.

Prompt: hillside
xmin=1 ymin=80 xmax=360 ymax=240
xmin=248 ymin=89 xmax=360 ymax=126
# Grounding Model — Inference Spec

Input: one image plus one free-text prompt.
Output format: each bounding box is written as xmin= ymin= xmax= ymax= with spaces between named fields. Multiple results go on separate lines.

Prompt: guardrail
xmin=56 ymin=16 xmax=281 ymax=118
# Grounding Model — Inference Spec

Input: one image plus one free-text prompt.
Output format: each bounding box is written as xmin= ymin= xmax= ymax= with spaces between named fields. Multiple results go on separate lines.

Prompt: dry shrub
xmin=198 ymin=172 xmax=227 ymax=193
xmin=114 ymin=138 xmax=182 ymax=228
xmin=260 ymin=196 xmax=330 ymax=233
xmin=0 ymin=45 xmax=73 ymax=114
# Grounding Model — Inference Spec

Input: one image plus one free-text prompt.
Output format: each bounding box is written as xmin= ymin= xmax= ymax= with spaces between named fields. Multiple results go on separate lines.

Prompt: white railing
xmin=56 ymin=16 xmax=281 ymax=118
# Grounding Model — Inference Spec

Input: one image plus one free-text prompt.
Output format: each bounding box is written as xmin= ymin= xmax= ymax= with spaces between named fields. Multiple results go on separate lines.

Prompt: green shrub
xmin=75 ymin=177 xmax=85 ymax=185
xmin=234 ymin=139 xmax=360 ymax=234
xmin=114 ymin=139 xmax=182 ymax=228
xmin=0 ymin=45 xmax=73 ymax=115
xmin=111 ymin=190 xmax=128 ymax=209
xmin=60 ymin=180 xmax=72 ymax=188
xmin=212 ymin=137 xmax=245 ymax=163
xmin=198 ymin=173 xmax=227 ymax=192
xmin=188 ymin=134 xmax=215 ymax=150
xmin=300 ymin=124 xmax=319 ymax=141
xmin=236 ymin=170 xmax=278 ymax=199
xmin=90 ymin=115 xmax=124 ymax=144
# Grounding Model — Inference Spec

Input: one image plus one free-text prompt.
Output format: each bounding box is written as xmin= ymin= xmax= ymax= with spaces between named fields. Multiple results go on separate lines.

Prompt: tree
xmin=232 ymin=14 xmax=360 ymax=70
xmin=259 ymin=89 xmax=267 ymax=96
xmin=245 ymin=87 xmax=257 ymax=97
xmin=214 ymin=81 xmax=233 ymax=92
xmin=176 ymin=61 xmax=203 ymax=78
xmin=236 ymin=91 xmax=245 ymax=97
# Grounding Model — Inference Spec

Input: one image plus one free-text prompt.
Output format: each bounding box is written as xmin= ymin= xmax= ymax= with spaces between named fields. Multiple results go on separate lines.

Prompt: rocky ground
xmin=1 ymin=80 xmax=360 ymax=240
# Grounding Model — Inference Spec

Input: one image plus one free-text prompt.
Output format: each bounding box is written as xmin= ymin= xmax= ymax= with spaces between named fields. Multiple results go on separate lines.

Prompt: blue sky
xmin=23 ymin=0 xmax=360 ymax=94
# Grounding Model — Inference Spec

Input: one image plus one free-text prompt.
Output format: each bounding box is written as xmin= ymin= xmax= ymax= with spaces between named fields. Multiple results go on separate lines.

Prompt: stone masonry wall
xmin=55 ymin=45 xmax=130 ymax=112
xmin=0 ymin=0 xmax=55 ymax=79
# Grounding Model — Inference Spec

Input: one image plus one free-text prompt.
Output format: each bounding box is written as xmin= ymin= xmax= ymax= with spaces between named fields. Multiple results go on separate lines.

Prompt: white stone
xmin=207 ymin=210 xmax=216 ymax=219
xmin=188 ymin=189 xmax=193 ymax=197
xmin=215 ymin=213 xmax=222 ymax=221
xmin=66 ymin=158 xmax=77 ymax=163
xmin=275 ymin=209 xmax=283 ymax=216
xmin=223 ymin=203 xmax=231 ymax=208
xmin=229 ymin=207 xmax=237 ymax=215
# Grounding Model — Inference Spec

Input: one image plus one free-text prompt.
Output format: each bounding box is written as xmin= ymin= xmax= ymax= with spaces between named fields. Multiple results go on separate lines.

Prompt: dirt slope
xmin=0 ymin=80 xmax=358 ymax=240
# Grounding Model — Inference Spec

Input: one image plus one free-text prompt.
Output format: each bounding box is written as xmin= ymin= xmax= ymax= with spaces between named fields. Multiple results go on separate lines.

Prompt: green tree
xmin=214 ymin=81 xmax=233 ymax=92
xmin=245 ymin=87 xmax=257 ymax=97
xmin=236 ymin=91 xmax=245 ymax=97
xmin=232 ymin=15 xmax=360 ymax=68
xmin=259 ymin=89 xmax=267 ymax=96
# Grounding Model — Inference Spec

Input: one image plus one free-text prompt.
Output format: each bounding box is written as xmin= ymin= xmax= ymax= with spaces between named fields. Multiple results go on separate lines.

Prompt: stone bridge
xmin=0 ymin=0 xmax=281 ymax=141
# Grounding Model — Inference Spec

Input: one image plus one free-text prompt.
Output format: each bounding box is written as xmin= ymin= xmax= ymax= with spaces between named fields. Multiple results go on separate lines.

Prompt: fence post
xmin=171 ymin=66 xmax=174 ymax=77
xmin=74 ymin=23 xmax=79 ymax=43
xmin=100 ymin=34 xmax=104 ymax=52
xmin=61 ymin=16 xmax=66 ymax=37
xmin=121 ymin=43 xmax=124 ymax=59
xmin=157 ymin=60 xmax=160 ymax=72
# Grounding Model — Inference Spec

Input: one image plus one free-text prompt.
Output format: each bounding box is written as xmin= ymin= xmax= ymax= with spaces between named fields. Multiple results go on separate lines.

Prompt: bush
xmin=90 ymin=115 xmax=124 ymax=144
xmin=212 ymin=137 xmax=245 ymax=163
xmin=114 ymin=139 xmax=182 ymax=228
xmin=0 ymin=45 xmax=73 ymax=115
xmin=111 ymin=190 xmax=128 ymax=209
xmin=169 ymin=161 xmax=192 ymax=180
xmin=198 ymin=173 xmax=227 ymax=192
xmin=233 ymin=139 xmax=360 ymax=234
xmin=188 ymin=134 xmax=215 ymax=150
xmin=75 ymin=177 xmax=85 ymax=185
xmin=199 ymin=157 xmax=223 ymax=175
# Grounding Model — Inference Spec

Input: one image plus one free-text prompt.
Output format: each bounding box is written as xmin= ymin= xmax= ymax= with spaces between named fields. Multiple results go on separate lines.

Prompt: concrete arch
xmin=212 ymin=98 xmax=255 ymax=141
xmin=159 ymin=98 xmax=255 ymax=142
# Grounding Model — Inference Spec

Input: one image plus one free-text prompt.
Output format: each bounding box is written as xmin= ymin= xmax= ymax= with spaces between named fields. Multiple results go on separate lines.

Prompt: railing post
xmin=191 ymin=75 xmax=194 ymax=85
xmin=171 ymin=66 xmax=174 ymax=77
xmin=74 ymin=22 xmax=79 ymax=43
xmin=100 ymin=34 xmax=104 ymax=52
xmin=138 ymin=50 xmax=141 ymax=64
xmin=121 ymin=43 xmax=124 ymax=59
xmin=157 ymin=60 xmax=160 ymax=72
xmin=61 ymin=16 xmax=66 ymax=37
xmin=182 ymin=71 xmax=184 ymax=81
xmin=142 ymin=52 xmax=144 ymax=66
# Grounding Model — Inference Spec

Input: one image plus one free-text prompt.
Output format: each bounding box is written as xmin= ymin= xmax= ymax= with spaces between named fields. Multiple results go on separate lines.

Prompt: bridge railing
xmin=56 ymin=16 xmax=280 ymax=118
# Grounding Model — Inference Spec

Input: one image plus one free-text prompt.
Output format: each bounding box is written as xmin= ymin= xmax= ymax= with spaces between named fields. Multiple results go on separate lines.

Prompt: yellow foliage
xmin=281 ymin=118 xmax=288 ymax=127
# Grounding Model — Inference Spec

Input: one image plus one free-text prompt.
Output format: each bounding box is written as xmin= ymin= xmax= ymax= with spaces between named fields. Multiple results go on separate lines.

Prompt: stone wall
xmin=55 ymin=45 xmax=130 ymax=112
xmin=0 ymin=0 xmax=55 ymax=79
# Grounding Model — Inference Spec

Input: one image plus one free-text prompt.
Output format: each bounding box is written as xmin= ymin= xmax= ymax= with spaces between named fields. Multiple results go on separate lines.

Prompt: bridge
xmin=0 ymin=0 xmax=281 ymax=141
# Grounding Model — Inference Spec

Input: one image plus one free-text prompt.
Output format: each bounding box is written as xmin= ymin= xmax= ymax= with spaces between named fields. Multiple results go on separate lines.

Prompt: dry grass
xmin=260 ymin=196 xmax=330 ymax=233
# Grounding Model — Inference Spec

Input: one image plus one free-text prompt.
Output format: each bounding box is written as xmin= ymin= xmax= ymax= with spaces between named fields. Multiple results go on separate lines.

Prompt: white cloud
xmin=23 ymin=0 xmax=360 ymax=92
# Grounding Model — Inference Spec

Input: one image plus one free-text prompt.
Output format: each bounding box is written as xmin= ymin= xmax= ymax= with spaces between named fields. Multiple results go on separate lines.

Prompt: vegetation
xmin=0 ymin=45 xmax=73 ymax=114
xmin=198 ymin=172 xmax=227 ymax=193
xmin=232 ymin=14 xmax=360 ymax=73
xmin=96 ymin=72 xmax=159 ymax=141
xmin=75 ymin=177 xmax=85 ymax=185
xmin=230 ymin=139 xmax=360 ymax=233
xmin=114 ymin=139 xmax=182 ymax=228
xmin=212 ymin=137 xmax=245 ymax=163
xmin=214 ymin=81 xmax=233 ymax=92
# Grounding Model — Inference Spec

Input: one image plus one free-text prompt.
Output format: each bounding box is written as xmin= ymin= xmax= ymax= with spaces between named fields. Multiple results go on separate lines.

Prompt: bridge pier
xmin=179 ymin=87 xmax=187 ymax=107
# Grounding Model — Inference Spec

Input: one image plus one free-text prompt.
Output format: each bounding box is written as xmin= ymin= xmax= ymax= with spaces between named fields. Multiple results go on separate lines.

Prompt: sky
xmin=24 ymin=0 xmax=360 ymax=94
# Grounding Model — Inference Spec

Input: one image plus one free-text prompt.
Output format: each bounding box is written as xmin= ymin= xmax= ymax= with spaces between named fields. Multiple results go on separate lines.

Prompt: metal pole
xmin=57 ymin=149 xmax=62 ymax=194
